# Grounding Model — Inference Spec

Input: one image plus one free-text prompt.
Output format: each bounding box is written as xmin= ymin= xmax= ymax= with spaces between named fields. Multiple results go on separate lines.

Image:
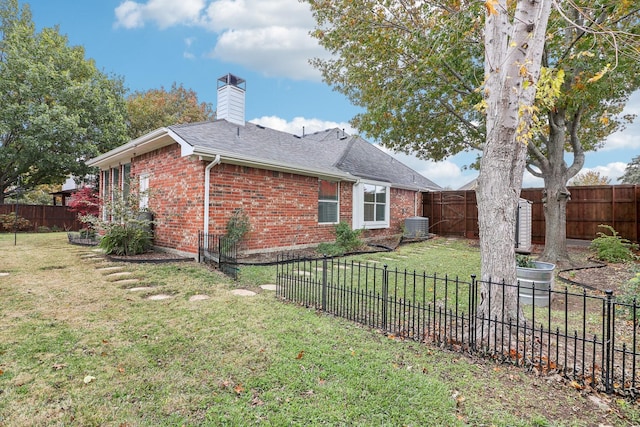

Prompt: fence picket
xmin=276 ymin=255 xmax=639 ymax=397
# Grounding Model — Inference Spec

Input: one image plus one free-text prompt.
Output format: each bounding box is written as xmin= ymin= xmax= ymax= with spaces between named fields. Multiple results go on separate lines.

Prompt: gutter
xmin=203 ymin=155 xmax=221 ymax=235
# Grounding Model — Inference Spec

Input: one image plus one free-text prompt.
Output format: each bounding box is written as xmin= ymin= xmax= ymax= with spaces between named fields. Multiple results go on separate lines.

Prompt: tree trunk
xmin=476 ymin=0 xmax=552 ymax=346
xmin=540 ymin=178 xmax=571 ymax=263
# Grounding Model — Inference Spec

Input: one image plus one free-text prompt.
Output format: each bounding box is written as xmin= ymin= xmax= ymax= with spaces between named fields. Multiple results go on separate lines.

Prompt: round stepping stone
xmin=260 ymin=284 xmax=276 ymax=291
xmin=129 ymin=286 xmax=154 ymax=292
xmin=0 ymin=272 xmax=9 ymax=277
xmin=147 ymin=294 xmax=173 ymax=300
xmin=231 ymin=289 xmax=256 ymax=297
xmin=189 ymin=294 xmax=210 ymax=302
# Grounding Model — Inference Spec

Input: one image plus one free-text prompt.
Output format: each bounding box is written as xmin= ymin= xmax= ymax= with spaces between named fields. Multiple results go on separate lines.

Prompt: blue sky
xmin=25 ymin=0 xmax=639 ymax=189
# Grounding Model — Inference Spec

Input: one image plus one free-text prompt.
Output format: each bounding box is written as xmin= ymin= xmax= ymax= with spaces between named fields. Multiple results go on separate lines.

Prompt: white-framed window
xmin=139 ymin=174 xmax=150 ymax=210
xmin=353 ymin=181 xmax=390 ymax=229
xmin=318 ymin=179 xmax=339 ymax=224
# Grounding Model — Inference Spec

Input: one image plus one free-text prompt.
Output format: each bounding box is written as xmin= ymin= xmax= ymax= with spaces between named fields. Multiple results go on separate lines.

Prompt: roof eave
xmin=86 ymin=128 xmax=194 ymax=169
xmin=193 ymin=147 xmax=356 ymax=182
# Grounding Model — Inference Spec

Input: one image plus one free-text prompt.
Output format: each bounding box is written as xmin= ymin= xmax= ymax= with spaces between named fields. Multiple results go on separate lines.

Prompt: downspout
xmin=203 ymin=155 xmax=221 ymax=235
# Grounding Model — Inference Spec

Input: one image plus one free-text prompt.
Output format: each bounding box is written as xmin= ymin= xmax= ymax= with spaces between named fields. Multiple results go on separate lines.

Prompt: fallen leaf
xmin=83 ymin=375 xmax=96 ymax=384
xmin=296 ymin=350 xmax=305 ymax=359
xmin=0 ymin=369 xmax=4 ymax=375
xmin=52 ymin=363 xmax=67 ymax=371
xmin=570 ymin=380 xmax=584 ymax=390
xmin=234 ymin=384 xmax=244 ymax=394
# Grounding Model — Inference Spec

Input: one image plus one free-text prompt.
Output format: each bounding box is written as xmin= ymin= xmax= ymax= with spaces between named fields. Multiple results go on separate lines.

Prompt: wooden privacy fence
xmin=422 ymin=185 xmax=640 ymax=244
xmin=0 ymin=204 xmax=81 ymax=231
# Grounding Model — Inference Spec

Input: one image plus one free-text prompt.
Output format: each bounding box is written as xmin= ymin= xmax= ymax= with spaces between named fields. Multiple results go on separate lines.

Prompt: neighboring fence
xmin=422 ymin=185 xmax=640 ymax=244
xmin=197 ymin=232 xmax=238 ymax=279
xmin=0 ymin=204 xmax=81 ymax=231
xmin=276 ymin=256 xmax=639 ymax=397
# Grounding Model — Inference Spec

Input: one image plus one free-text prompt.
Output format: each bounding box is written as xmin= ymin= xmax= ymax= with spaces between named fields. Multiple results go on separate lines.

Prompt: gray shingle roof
xmin=166 ymin=119 xmax=440 ymax=191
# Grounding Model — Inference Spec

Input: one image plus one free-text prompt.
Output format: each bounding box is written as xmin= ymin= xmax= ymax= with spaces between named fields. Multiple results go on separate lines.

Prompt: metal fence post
xmin=604 ymin=289 xmax=613 ymax=393
xmin=322 ymin=255 xmax=328 ymax=312
xmin=382 ymin=264 xmax=389 ymax=331
xmin=469 ymin=274 xmax=477 ymax=350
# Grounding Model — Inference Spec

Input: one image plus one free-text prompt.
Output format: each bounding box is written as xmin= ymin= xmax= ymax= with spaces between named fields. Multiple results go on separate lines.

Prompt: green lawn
xmin=0 ymin=233 xmax=637 ymax=426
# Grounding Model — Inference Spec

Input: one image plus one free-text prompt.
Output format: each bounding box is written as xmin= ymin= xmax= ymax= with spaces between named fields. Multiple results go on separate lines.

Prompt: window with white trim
xmin=353 ymin=182 xmax=390 ymax=229
xmin=318 ymin=180 xmax=339 ymax=223
xmin=139 ymin=174 xmax=150 ymax=210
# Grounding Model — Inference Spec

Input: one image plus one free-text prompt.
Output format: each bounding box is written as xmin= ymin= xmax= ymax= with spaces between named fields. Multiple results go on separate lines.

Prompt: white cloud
xmin=210 ymin=27 xmax=326 ymax=80
xmin=201 ymin=0 xmax=314 ymax=32
xmin=115 ymin=0 xmax=205 ymax=29
xmin=114 ymin=0 xmax=324 ymax=80
xmin=251 ymin=115 xmax=356 ymax=136
xmin=578 ymin=162 xmax=628 ymax=183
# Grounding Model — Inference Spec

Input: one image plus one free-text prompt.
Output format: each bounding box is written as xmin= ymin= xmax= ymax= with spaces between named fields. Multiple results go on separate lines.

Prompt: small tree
xmin=82 ymin=188 xmax=153 ymax=256
xmin=570 ymin=171 xmax=611 ymax=186
xmin=618 ymin=155 xmax=640 ymax=184
xmin=68 ymin=186 xmax=100 ymax=218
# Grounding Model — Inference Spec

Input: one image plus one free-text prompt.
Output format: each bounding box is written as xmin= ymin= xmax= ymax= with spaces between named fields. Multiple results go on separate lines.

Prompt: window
xmin=318 ymin=180 xmax=339 ymax=223
xmin=122 ymin=163 xmax=131 ymax=200
xmin=363 ymin=184 xmax=386 ymax=222
xmin=139 ymin=174 xmax=150 ymax=210
xmin=353 ymin=182 xmax=390 ymax=229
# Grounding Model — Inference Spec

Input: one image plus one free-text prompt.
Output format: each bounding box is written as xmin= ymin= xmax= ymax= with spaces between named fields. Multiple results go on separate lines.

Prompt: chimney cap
xmin=217 ymin=73 xmax=246 ymax=90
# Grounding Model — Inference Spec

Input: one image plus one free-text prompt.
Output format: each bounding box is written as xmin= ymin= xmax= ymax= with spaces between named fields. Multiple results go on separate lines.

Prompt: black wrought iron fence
xmin=276 ymin=255 xmax=639 ymax=398
xmin=197 ymin=232 xmax=238 ymax=279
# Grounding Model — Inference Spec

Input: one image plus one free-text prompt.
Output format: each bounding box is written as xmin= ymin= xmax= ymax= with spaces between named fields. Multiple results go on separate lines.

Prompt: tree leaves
xmin=0 ymin=0 xmax=128 ymax=203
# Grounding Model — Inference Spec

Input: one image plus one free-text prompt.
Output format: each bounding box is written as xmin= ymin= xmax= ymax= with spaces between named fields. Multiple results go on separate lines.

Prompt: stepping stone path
xmin=146 ymin=294 xmax=173 ymax=301
xmin=129 ymin=286 xmax=154 ymax=292
xmin=0 ymin=272 xmax=9 ymax=277
xmin=231 ymin=289 xmax=256 ymax=296
xmin=77 ymin=250 xmax=274 ymax=302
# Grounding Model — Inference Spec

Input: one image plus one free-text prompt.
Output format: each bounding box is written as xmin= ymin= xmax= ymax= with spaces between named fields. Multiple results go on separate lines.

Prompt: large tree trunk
xmin=529 ymin=109 xmax=585 ymax=264
xmin=476 ymin=0 xmax=552 ymax=346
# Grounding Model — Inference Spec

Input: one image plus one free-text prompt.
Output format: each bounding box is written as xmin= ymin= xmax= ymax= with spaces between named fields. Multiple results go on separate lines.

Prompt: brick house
xmin=87 ymin=74 xmax=440 ymax=258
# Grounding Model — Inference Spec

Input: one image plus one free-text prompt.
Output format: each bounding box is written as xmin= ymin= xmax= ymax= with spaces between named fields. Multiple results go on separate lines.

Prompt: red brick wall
xmin=131 ymin=144 xmax=205 ymax=254
xmin=121 ymin=143 xmax=419 ymax=255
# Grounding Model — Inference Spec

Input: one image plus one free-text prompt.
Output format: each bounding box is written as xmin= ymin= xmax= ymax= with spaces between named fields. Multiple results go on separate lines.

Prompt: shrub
xmin=37 ymin=226 xmax=51 ymax=233
xmin=81 ymin=187 xmax=154 ymax=256
xmin=516 ymin=254 xmax=536 ymax=268
xmin=0 ymin=212 xmax=31 ymax=232
xmin=226 ymin=208 xmax=250 ymax=243
xmin=99 ymin=223 xmax=151 ymax=256
xmin=618 ymin=268 xmax=640 ymax=316
xmin=590 ymin=224 xmax=638 ymax=263
xmin=316 ymin=222 xmax=363 ymax=256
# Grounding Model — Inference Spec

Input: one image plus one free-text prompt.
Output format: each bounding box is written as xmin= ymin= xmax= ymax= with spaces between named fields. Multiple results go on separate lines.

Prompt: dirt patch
xmin=237 ymin=234 xmax=408 ymax=264
xmin=107 ymin=251 xmax=193 ymax=263
xmin=552 ymin=245 xmax=637 ymax=295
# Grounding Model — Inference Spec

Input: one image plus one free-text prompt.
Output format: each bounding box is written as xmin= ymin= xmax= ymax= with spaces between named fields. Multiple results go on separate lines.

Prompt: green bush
xmin=590 ymin=224 xmax=638 ymax=263
xmin=0 ymin=212 xmax=31 ymax=232
xmin=618 ymin=268 xmax=640 ymax=315
xmin=316 ymin=222 xmax=363 ymax=256
xmin=516 ymin=254 xmax=536 ymax=268
xmin=226 ymin=208 xmax=250 ymax=243
xmin=99 ymin=223 xmax=152 ymax=256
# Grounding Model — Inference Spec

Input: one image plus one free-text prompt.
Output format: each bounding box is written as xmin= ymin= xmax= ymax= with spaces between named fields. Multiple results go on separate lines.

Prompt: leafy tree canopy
xmin=569 ymin=170 xmax=611 ymax=186
xmin=0 ymin=0 xmax=128 ymax=204
xmin=619 ymin=155 xmax=640 ymax=184
xmin=126 ymin=83 xmax=215 ymax=139
xmin=307 ymin=1 xmax=639 ymax=164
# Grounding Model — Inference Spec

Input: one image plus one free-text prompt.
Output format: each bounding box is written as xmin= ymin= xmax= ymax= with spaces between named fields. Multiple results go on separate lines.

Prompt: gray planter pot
xmin=516 ymin=261 xmax=556 ymax=307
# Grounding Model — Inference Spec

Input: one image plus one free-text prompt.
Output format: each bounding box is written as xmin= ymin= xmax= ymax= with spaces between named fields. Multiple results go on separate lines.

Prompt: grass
xmin=1 ymin=233 xmax=638 ymax=426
